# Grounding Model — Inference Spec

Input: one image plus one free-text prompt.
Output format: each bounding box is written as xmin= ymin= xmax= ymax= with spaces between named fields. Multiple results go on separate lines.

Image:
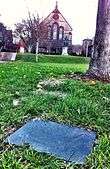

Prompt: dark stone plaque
xmin=6 ymin=119 xmax=96 ymax=164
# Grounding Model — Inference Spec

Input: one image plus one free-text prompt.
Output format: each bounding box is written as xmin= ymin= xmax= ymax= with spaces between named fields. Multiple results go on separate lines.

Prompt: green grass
xmin=0 ymin=54 xmax=110 ymax=169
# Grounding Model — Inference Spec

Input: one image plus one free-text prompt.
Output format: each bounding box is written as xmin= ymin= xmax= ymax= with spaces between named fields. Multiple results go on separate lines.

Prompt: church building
xmin=39 ymin=2 xmax=72 ymax=54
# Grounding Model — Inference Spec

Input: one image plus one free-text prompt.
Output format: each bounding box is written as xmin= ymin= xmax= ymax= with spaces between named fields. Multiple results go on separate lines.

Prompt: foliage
xmin=14 ymin=14 xmax=48 ymax=52
xmin=0 ymin=54 xmax=110 ymax=169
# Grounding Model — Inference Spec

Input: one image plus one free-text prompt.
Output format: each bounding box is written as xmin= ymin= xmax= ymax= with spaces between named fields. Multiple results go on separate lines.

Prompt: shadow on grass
xmin=39 ymin=55 xmax=90 ymax=64
xmin=16 ymin=53 xmax=37 ymax=62
xmin=16 ymin=53 xmax=90 ymax=64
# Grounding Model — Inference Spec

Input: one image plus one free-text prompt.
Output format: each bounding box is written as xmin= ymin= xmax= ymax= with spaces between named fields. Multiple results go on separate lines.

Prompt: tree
xmin=14 ymin=13 xmax=48 ymax=53
xmin=87 ymin=0 xmax=110 ymax=81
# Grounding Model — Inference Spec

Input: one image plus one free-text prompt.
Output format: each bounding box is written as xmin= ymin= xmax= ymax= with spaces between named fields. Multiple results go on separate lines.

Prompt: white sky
xmin=0 ymin=0 xmax=98 ymax=44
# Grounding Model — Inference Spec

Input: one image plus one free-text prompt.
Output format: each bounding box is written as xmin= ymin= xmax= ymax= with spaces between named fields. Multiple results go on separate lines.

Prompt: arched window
xmin=64 ymin=35 xmax=69 ymax=46
xmin=52 ymin=23 xmax=58 ymax=40
xmin=48 ymin=25 xmax=51 ymax=39
xmin=68 ymin=32 xmax=72 ymax=41
xmin=59 ymin=26 xmax=64 ymax=40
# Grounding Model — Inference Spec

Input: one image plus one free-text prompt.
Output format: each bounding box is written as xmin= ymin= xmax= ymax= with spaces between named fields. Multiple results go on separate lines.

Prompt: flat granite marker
xmin=6 ymin=119 xmax=96 ymax=164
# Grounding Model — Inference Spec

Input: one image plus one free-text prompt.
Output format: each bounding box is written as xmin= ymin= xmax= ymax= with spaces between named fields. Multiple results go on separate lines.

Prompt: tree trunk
xmin=36 ymin=41 xmax=39 ymax=54
xmin=87 ymin=0 xmax=110 ymax=81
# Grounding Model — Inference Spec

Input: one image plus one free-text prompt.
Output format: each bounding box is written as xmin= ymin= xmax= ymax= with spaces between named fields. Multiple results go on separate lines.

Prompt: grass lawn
xmin=0 ymin=54 xmax=110 ymax=169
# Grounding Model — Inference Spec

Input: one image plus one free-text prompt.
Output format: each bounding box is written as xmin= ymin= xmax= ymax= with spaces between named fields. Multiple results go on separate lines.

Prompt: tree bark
xmin=87 ymin=0 xmax=110 ymax=81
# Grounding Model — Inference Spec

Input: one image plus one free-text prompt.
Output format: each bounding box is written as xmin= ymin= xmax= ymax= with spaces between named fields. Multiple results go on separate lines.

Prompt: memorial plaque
xmin=0 ymin=52 xmax=17 ymax=61
xmin=6 ymin=119 xmax=96 ymax=164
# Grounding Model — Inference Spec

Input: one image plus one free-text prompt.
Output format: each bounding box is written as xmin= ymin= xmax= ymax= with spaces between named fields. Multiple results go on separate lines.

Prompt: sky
xmin=0 ymin=0 xmax=98 ymax=44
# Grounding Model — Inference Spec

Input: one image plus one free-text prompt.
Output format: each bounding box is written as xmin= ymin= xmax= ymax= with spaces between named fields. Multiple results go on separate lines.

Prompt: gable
xmin=42 ymin=10 xmax=72 ymax=32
